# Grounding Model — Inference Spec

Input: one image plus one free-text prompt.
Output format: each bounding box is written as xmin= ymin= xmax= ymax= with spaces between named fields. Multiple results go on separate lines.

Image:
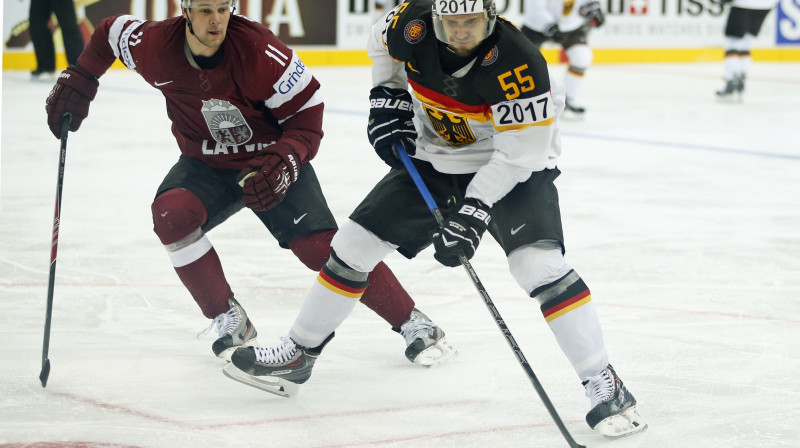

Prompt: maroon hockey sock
xmin=288 ymin=230 xmax=415 ymax=328
xmin=363 ymin=262 xmax=415 ymax=328
xmin=174 ymin=248 xmax=233 ymax=319
xmin=152 ymin=188 xmax=233 ymax=318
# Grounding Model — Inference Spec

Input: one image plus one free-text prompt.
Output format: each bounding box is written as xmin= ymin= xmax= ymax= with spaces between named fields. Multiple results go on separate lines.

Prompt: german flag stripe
xmin=317 ymin=269 xmax=367 ymax=299
xmin=542 ymin=289 xmax=591 ymax=319
xmin=409 ymin=79 xmax=490 ymax=115
xmin=544 ymin=293 xmax=591 ymax=322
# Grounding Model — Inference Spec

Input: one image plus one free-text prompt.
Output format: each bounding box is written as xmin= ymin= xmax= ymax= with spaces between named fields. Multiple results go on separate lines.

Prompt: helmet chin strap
xmin=182 ymin=7 xmax=197 ymax=36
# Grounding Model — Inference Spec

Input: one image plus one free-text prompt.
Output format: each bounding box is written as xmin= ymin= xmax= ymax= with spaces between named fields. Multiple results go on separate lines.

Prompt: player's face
xmin=440 ymin=12 xmax=487 ymax=56
xmin=185 ymin=0 xmax=232 ymax=56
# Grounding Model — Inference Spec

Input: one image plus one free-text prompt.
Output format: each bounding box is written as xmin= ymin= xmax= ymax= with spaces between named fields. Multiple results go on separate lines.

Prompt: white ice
xmin=1 ymin=62 xmax=799 ymax=448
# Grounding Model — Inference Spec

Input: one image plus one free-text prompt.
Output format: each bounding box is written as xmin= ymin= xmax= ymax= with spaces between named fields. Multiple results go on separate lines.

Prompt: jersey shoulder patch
xmin=385 ymin=2 xmax=433 ymax=62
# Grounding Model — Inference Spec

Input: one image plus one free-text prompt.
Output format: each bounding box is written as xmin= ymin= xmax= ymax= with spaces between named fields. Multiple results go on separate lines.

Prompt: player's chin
xmin=451 ymin=45 xmax=477 ymax=57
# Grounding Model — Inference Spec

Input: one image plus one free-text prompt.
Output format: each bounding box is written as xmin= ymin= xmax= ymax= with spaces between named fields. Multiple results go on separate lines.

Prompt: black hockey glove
xmin=543 ymin=23 xmax=560 ymax=39
xmin=433 ymin=198 xmax=491 ymax=267
xmin=579 ymin=1 xmax=605 ymax=28
xmin=367 ymin=86 xmax=417 ymax=169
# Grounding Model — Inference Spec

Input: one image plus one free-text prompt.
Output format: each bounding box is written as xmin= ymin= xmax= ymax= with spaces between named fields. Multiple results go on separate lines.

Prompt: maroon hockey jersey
xmin=77 ymin=14 xmax=323 ymax=170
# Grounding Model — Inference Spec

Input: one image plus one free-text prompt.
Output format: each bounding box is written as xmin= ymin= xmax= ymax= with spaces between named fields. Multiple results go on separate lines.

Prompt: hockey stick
xmin=395 ymin=143 xmax=586 ymax=448
xmin=40 ymin=113 xmax=72 ymax=388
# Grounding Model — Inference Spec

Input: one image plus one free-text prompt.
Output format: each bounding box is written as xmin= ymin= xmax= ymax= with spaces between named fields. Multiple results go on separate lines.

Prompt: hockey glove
xmin=237 ymin=145 xmax=300 ymax=211
xmin=543 ymin=23 xmax=560 ymax=39
xmin=367 ymin=86 xmax=417 ymax=169
xmin=45 ymin=64 xmax=99 ymax=139
xmin=433 ymin=198 xmax=491 ymax=267
xmin=579 ymin=1 xmax=605 ymax=28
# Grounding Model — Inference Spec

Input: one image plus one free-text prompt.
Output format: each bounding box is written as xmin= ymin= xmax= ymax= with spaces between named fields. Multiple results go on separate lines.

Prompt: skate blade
xmin=597 ymin=405 xmax=648 ymax=439
xmin=217 ymin=338 xmax=260 ymax=362
xmin=414 ymin=337 xmax=458 ymax=367
xmin=222 ymin=363 xmax=299 ymax=398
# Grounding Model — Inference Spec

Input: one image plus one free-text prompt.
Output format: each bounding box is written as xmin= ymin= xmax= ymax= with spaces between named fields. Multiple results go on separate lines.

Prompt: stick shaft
xmin=40 ymin=114 xmax=72 ymax=388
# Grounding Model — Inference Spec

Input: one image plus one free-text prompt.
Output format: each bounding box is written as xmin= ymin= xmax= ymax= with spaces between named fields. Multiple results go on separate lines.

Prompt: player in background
xmin=716 ymin=0 xmax=779 ymax=97
xmin=43 ymin=0 xmax=455 ymax=368
xmin=519 ymin=0 xmax=605 ymax=115
xmin=373 ymin=0 xmax=403 ymax=22
xmin=225 ymin=0 xmax=646 ymax=439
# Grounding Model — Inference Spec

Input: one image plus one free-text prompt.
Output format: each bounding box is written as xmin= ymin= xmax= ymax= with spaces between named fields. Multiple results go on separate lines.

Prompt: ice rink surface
xmin=1 ymin=62 xmax=799 ymax=448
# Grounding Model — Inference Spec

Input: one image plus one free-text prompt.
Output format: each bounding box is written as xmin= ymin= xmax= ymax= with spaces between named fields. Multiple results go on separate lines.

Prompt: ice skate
xmin=735 ymin=74 xmax=745 ymax=94
xmin=30 ymin=69 xmax=56 ymax=82
xmin=222 ymin=334 xmax=333 ymax=397
xmin=197 ymin=298 xmax=258 ymax=361
xmin=583 ymin=365 xmax=647 ymax=439
xmin=564 ymin=99 xmax=585 ymax=114
xmin=395 ymin=308 xmax=457 ymax=366
xmin=716 ymin=76 xmax=743 ymax=100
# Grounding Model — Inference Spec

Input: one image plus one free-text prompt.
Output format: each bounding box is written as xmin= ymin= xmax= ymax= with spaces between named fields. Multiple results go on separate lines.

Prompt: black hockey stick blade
xmin=39 ymin=359 xmax=51 ymax=387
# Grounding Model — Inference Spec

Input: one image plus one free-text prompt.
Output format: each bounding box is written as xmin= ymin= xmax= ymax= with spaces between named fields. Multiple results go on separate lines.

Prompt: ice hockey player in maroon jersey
xmin=43 ymin=0 xmax=456 ymax=368
xmin=224 ymin=0 xmax=646 ymax=439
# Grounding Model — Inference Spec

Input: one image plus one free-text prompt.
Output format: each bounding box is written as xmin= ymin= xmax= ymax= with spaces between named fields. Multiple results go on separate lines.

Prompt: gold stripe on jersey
xmin=410 ymin=78 xmax=554 ymax=140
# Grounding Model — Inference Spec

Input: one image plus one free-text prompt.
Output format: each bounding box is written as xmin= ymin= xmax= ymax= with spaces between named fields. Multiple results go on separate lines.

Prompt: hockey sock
xmin=173 ymin=242 xmax=234 ymax=318
xmin=532 ymin=270 xmax=609 ymax=381
xmin=289 ymin=229 xmax=415 ymax=328
xmin=289 ymin=254 xmax=368 ymax=348
xmin=152 ymin=189 xmax=233 ymax=318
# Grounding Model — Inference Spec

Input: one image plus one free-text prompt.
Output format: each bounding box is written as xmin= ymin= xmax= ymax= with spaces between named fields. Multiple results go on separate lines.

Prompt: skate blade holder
xmin=222 ymin=363 xmax=299 ymax=398
xmin=414 ymin=337 xmax=458 ymax=367
xmin=597 ymin=406 xmax=648 ymax=439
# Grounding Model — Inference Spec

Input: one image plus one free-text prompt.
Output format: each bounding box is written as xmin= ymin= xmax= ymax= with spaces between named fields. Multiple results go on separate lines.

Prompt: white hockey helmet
xmin=431 ymin=0 xmax=497 ymax=45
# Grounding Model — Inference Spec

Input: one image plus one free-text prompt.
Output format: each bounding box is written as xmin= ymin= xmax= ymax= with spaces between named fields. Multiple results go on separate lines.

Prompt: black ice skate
xmin=564 ymin=99 xmax=586 ymax=115
xmin=197 ymin=298 xmax=258 ymax=361
xmin=583 ymin=365 xmax=647 ymax=439
xmin=716 ymin=75 xmax=744 ymax=99
xmin=222 ymin=334 xmax=333 ymax=397
xmin=394 ymin=308 xmax=457 ymax=366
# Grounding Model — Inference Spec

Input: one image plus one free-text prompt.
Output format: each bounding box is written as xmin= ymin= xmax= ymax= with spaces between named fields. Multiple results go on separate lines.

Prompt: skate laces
xmin=584 ymin=368 xmax=615 ymax=408
xmin=400 ymin=311 xmax=437 ymax=346
xmin=197 ymin=306 xmax=241 ymax=339
xmin=253 ymin=337 xmax=297 ymax=363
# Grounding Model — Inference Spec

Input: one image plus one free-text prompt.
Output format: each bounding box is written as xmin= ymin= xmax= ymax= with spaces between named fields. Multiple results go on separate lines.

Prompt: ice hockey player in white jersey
xmin=520 ymin=0 xmax=605 ymax=114
xmin=372 ymin=0 xmax=403 ymax=22
xmin=224 ymin=0 xmax=647 ymax=439
xmin=716 ymin=0 xmax=779 ymax=97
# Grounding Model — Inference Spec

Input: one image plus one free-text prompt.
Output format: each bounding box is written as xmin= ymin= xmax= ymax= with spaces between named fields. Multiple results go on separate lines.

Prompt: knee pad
xmin=508 ymin=241 xmax=572 ymax=296
xmin=151 ymin=188 xmax=207 ymax=245
xmin=565 ymin=44 xmax=593 ymax=72
xmin=330 ymin=220 xmax=396 ymax=274
xmin=326 ymin=250 xmax=369 ymax=283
